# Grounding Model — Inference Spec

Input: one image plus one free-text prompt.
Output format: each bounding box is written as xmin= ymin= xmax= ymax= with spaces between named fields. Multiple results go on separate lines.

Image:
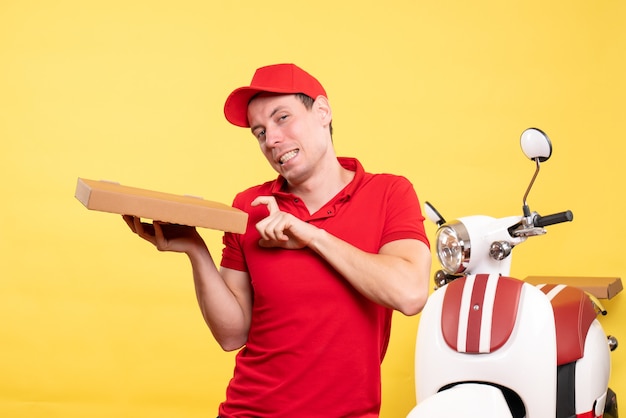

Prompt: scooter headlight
xmin=436 ymin=221 xmax=470 ymax=274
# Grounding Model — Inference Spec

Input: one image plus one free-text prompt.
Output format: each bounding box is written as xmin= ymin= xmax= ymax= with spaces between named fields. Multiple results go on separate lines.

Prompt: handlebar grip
xmin=534 ymin=210 xmax=574 ymax=227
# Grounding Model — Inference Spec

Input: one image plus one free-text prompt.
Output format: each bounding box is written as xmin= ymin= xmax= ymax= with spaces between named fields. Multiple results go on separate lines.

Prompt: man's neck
xmin=287 ymin=158 xmax=355 ymax=215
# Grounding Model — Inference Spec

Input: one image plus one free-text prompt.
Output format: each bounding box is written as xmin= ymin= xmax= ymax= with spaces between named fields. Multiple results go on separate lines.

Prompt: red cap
xmin=223 ymin=63 xmax=327 ymax=128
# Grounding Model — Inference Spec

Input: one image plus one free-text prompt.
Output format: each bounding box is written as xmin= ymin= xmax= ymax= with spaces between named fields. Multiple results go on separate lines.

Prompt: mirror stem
xmin=522 ymin=158 xmax=541 ymax=216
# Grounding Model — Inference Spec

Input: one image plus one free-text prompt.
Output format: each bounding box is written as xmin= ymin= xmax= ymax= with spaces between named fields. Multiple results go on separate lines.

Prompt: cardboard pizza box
xmin=75 ymin=178 xmax=248 ymax=233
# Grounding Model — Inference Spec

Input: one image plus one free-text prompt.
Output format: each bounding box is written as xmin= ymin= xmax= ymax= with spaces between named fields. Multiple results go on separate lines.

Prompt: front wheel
xmin=604 ymin=387 xmax=618 ymax=418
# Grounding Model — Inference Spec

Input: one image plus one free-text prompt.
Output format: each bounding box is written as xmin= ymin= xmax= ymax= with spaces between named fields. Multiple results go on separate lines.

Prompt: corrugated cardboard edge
xmin=75 ymin=178 xmax=92 ymax=207
xmin=525 ymin=276 xmax=623 ymax=300
xmin=75 ymin=178 xmax=248 ymax=234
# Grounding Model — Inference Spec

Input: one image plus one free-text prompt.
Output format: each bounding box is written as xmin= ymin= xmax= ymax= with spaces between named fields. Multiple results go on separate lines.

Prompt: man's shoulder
xmin=363 ymin=171 xmax=414 ymax=189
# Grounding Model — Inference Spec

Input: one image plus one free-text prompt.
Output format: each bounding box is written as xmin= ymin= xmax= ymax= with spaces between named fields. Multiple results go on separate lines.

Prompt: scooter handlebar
xmin=534 ymin=210 xmax=574 ymax=227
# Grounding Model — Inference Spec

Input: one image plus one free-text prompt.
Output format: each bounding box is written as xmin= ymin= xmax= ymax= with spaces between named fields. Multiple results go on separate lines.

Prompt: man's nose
xmin=265 ymin=127 xmax=282 ymax=147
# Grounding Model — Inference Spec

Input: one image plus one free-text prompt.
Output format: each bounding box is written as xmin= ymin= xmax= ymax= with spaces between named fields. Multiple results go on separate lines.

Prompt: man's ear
xmin=314 ymin=95 xmax=332 ymax=125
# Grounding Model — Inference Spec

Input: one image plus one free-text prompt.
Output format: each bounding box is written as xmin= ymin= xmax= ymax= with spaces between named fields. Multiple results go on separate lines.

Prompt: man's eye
xmin=256 ymin=130 xmax=266 ymax=140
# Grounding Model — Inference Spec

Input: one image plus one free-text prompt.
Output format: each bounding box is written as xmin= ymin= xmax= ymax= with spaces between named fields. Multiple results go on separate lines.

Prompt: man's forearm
xmin=187 ymin=246 xmax=252 ymax=351
xmin=308 ymin=230 xmax=431 ymax=316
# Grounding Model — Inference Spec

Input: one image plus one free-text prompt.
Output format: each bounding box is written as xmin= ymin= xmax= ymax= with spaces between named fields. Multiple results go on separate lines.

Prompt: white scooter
xmin=407 ymin=128 xmax=619 ymax=418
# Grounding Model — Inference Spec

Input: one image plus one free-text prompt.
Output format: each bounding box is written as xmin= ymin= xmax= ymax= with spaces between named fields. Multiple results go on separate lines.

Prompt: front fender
xmin=407 ymin=383 xmax=514 ymax=418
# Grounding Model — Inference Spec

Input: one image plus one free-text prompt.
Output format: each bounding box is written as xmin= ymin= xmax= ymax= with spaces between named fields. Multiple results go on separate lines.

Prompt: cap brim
xmin=223 ymin=87 xmax=264 ymax=128
xmin=224 ymin=86 xmax=317 ymax=128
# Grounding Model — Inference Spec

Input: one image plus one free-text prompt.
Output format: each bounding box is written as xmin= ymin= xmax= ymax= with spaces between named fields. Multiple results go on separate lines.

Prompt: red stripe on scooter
xmin=465 ymin=274 xmax=489 ymax=352
xmin=442 ymin=275 xmax=524 ymax=353
xmin=490 ymin=277 xmax=523 ymax=351
xmin=441 ymin=277 xmax=465 ymax=351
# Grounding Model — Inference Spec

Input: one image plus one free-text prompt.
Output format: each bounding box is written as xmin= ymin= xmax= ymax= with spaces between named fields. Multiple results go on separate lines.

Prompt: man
xmin=124 ymin=63 xmax=431 ymax=417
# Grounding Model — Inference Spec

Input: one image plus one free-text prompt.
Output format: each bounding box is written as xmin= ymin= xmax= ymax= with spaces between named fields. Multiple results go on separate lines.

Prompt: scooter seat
xmin=536 ymin=283 xmax=597 ymax=365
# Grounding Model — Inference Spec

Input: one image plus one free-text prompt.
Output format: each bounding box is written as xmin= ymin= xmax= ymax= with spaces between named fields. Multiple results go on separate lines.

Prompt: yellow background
xmin=1 ymin=1 xmax=624 ymax=417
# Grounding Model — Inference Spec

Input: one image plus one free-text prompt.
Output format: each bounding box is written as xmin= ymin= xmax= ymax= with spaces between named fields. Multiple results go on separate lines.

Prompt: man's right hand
xmin=122 ymin=215 xmax=204 ymax=254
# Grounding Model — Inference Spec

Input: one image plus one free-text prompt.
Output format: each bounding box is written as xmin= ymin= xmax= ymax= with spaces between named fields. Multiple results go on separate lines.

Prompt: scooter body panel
xmin=414 ymin=274 xmax=557 ymax=417
xmin=574 ymin=320 xmax=611 ymax=416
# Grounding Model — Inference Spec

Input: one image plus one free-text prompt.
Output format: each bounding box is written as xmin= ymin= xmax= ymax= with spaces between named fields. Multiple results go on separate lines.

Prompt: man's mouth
xmin=279 ymin=149 xmax=299 ymax=165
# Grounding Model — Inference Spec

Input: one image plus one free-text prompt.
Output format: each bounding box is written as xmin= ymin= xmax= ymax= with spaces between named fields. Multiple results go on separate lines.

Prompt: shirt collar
xmin=270 ymin=157 xmax=364 ymax=199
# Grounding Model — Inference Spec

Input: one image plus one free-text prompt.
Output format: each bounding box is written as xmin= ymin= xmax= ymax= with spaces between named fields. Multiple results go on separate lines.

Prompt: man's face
xmin=247 ymin=93 xmax=331 ymax=185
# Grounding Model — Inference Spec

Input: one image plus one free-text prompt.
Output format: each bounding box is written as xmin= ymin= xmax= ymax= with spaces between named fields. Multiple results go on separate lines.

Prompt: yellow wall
xmin=1 ymin=1 xmax=624 ymax=417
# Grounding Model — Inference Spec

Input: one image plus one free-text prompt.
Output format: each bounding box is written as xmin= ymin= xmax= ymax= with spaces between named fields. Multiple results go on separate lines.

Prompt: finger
xmin=123 ymin=215 xmax=136 ymax=233
xmin=133 ymin=216 xmax=156 ymax=245
xmin=255 ymin=217 xmax=271 ymax=241
xmin=257 ymin=238 xmax=284 ymax=248
xmin=266 ymin=217 xmax=290 ymax=242
xmin=251 ymin=195 xmax=280 ymax=215
xmin=256 ymin=214 xmax=289 ymax=242
xmin=153 ymin=221 xmax=167 ymax=249
xmin=257 ymin=239 xmax=275 ymax=248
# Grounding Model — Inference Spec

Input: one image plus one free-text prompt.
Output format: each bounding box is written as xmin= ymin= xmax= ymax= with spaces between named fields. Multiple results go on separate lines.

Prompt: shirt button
xmin=294 ymin=198 xmax=300 ymax=203
xmin=327 ymin=210 xmax=332 ymax=215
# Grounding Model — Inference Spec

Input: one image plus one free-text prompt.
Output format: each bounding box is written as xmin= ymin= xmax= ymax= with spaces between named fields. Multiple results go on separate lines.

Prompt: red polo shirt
xmin=219 ymin=157 xmax=428 ymax=417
